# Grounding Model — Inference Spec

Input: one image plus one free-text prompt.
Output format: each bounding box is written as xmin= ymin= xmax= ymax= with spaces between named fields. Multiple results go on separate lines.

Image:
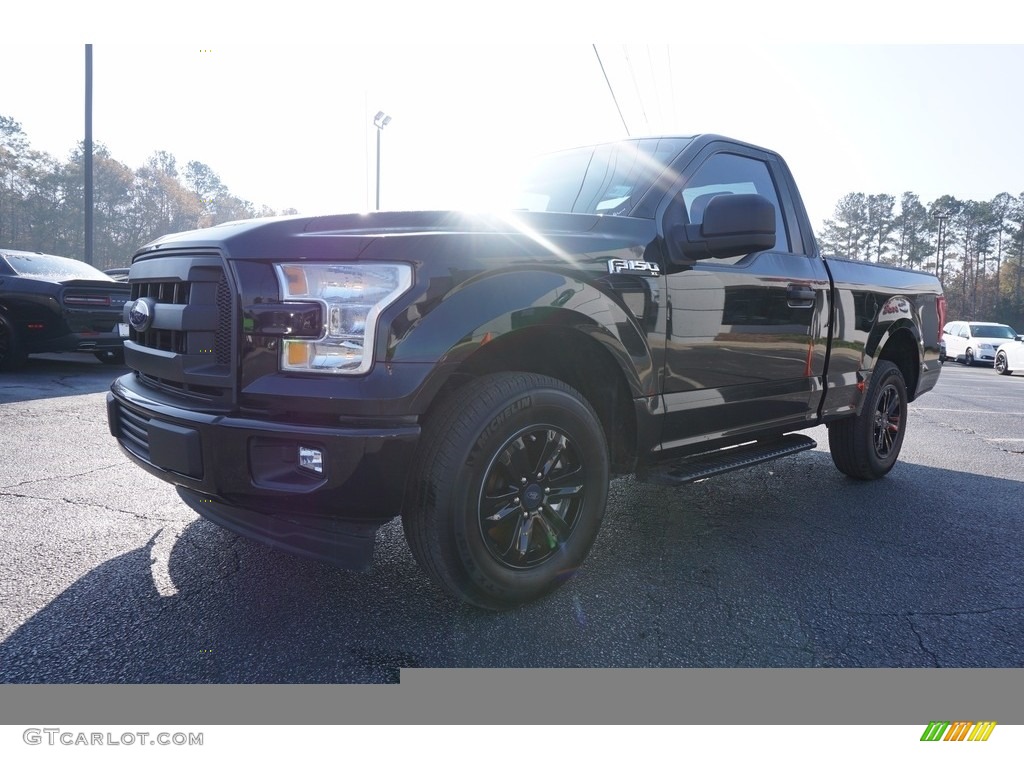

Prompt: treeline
xmin=0 ymin=115 xmax=296 ymax=270
xmin=5 ymin=109 xmax=1024 ymax=329
xmin=817 ymin=191 xmax=1024 ymax=329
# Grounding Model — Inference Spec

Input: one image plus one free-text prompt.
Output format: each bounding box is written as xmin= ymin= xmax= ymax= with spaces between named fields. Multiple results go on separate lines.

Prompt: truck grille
xmin=124 ymin=251 xmax=236 ymax=406
xmin=130 ymin=281 xmax=190 ymax=354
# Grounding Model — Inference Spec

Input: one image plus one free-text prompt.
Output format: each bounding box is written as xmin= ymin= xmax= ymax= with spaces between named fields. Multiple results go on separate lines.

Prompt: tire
xmin=964 ymin=349 xmax=975 ymax=366
xmin=995 ymin=352 xmax=1012 ymax=376
xmin=402 ymin=372 xmax=610 ymax=610
xmin=827 ymin=360 xmax=908 ymax=480
xmin=0 ymin=314 xmax=28 ymax=372
xmin=94 ymin=349 xmax=125 ymax=365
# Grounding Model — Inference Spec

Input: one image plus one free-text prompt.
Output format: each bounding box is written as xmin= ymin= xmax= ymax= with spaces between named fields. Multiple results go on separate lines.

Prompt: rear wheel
xmin=828 ymin=360 xmax=908 ymax=480
xmin=0 ymin=314 xmax=27 ymax=372
xmin=403 ymin=372 xmax=610 ymax=610
xmin=995 ymin=352 xmax=1012 ymax=376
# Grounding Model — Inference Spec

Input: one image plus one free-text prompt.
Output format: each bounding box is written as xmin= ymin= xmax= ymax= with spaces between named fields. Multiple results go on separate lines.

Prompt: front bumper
xmin=107 ymin=374 xmax=420 ymax=570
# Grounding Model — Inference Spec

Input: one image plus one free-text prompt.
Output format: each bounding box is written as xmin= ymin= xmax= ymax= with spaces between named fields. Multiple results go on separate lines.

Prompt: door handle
xmin=786 ymin=284 xmax=815 ymax=308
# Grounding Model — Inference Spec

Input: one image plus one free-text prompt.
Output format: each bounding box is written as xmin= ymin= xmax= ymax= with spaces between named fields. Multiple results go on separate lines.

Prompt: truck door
xmin=658 ymin=145 xmax=830 ymax=450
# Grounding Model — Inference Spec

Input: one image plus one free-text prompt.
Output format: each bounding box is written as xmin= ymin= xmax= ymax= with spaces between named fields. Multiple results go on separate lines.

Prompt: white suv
xmin=942 ymin=321 xmax=1018 ymax=366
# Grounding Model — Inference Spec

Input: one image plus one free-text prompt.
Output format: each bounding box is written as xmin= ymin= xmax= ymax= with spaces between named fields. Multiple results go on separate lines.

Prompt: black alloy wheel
xmin=871 ymin=378 xmax=903 ymax=461
xmin=403 ymin=372 xmax=609 ymax=610
xmin=477 ymin=425 xmax=587 ymax=570
xmin=827 ymin=360 xmax=908 ymax=480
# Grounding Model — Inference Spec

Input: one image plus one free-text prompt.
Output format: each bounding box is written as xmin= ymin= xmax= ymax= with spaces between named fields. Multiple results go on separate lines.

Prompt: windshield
xmin=508 ymin=137 xmax=691 ymax=216
xmin=970 ymin=324 xmax=1016 ymax=339
xmin=2 ymin=252 xmax=113 ymax=282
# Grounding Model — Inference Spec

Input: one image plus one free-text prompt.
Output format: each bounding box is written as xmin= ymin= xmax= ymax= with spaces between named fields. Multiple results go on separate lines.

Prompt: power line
xmin=667 ymin=46 xmax=677 ymax=128
xmin=593 ymin=44 xmax=630 ymax=137
xmin=623 ymin=45 xmax=649 ymax=133
xmin=646 ymin=44 xmax=663 ymax=130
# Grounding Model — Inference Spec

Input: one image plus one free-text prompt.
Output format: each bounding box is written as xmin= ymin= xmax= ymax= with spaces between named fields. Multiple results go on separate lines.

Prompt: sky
xmin=4 ymin=8 xmax=1024 ymax=233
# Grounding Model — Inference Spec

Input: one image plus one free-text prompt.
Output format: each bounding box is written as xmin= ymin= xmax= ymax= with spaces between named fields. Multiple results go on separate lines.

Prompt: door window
xmin=681 ymin=152 xmax=792 ymax=255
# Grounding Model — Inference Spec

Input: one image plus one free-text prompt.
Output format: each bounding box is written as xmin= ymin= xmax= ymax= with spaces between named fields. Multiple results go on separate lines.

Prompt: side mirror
xmin=669 ymin=193 xmax=776 ymax=262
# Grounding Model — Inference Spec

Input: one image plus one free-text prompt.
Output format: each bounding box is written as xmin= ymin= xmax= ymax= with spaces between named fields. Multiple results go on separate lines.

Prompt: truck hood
xmin=135 ymin=209 xmax=654 ymax=263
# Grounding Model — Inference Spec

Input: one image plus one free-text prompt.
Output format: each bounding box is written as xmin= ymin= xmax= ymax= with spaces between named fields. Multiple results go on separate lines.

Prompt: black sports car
xmin=0 ymin=249 xmax=131 ymax=370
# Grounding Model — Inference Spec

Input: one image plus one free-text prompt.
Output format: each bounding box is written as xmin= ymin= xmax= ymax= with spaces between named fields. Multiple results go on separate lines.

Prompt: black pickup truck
xmin=107 ymin=134 xmax=945 ymax=609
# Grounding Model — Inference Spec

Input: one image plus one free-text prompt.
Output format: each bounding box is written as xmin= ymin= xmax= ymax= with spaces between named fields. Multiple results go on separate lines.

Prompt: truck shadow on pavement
xmin=0 ymin=520 xmax=438 ymax=684
xmin=2 ymin=452 xmax=1024 ymax=683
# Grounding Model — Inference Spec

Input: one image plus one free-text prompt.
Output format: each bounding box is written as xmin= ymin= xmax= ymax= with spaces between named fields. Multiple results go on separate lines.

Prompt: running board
xmin=639 ymin=434 xmax=818 ymax=487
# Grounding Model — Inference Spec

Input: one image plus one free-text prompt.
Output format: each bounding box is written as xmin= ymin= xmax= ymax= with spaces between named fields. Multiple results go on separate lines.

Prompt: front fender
xmin=388 ymin=268 xmax=657 ymax=397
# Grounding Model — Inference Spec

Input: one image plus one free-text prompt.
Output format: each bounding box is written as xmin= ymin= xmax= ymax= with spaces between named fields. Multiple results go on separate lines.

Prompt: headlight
xmin=979 ymin=343 xmax=993 ymax=351
xmin=274 ymin=262 xmax=412 ymax=374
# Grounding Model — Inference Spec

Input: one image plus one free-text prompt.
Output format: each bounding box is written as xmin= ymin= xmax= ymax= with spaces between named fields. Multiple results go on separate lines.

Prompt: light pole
xmin=373 ymin=111 xmax=391 ymax=211
xmin=932 ymin=211 xmax=950 ymax=283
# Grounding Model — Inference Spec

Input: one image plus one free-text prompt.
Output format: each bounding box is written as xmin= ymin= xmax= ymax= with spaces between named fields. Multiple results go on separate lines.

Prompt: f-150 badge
xmin=607 ymin=258 xmax=661 ymax=276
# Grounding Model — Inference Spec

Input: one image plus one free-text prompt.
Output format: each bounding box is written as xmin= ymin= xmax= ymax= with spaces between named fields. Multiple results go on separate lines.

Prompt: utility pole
xmin=932 ymin=211 xmax=950 ymax=285
xmin=84 ymin=44 xmax=94 ymax=265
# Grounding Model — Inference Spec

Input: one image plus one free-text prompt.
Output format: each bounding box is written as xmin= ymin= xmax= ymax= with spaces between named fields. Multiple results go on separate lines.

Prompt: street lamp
xmin=373 ymin=111 xmax=391 ymax=211
xmin=932 ymin=211 xmax=950 ymax=283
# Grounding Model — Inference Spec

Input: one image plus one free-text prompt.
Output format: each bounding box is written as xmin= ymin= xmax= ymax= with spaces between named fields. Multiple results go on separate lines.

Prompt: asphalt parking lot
xmin=1 ymin=355 xmax=1022 ymax=682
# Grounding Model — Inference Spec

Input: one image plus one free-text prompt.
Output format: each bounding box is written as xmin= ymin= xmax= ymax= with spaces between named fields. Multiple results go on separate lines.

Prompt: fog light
xmin=298 ymin=446 xmax=324 ymax=474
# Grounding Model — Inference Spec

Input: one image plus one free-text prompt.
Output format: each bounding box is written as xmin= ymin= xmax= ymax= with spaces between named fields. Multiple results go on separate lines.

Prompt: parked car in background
xmin=941 ymin=321 xmax=1018 ymax=366
xmin=0 ymin=249 xmax=131 ymax=370
xmin=103 ymin=268 xmax=130 ymax=281
xmin=995 ymin=333 xmax=1024 ymax=376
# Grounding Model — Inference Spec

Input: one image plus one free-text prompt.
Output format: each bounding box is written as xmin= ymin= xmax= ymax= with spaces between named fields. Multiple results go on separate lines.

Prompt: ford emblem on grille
xmin=128 ymin=297 xmax=155 ymax=332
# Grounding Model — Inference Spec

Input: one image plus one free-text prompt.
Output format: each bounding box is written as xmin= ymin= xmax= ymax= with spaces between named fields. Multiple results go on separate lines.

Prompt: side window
xmin=681 ymin=152 xmax=792 ymax=255
xmin=573 ymin=138 xmax=690 ymax=215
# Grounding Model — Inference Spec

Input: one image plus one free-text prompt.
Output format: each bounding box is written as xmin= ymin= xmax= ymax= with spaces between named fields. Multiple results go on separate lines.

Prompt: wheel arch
xmin=870 ymin=321 xmax=922 ymax=401
xmin=424 ymin=322 xmax=643 ymax=474
xmin=394 ymin=271 xmax=657 ymax=474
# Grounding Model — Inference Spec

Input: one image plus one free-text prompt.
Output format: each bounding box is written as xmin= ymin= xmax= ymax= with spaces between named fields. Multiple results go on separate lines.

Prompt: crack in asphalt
xmin=907 ymin=616 xmax=940 ymax=667
xmin=795 ymin=607 xmax=821 ymax=666
xmin=51 ymin=377 xmax=80 ymax=391
xmin=833 ymin=604 xmax=1024 ymax=619
xmin=0 ymin=462 xmax=130 ymax=491
xmin=61 ymin=496 xmax=181 ymax=523
xmin=0 ymin=490 xmax=178 ymax=524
